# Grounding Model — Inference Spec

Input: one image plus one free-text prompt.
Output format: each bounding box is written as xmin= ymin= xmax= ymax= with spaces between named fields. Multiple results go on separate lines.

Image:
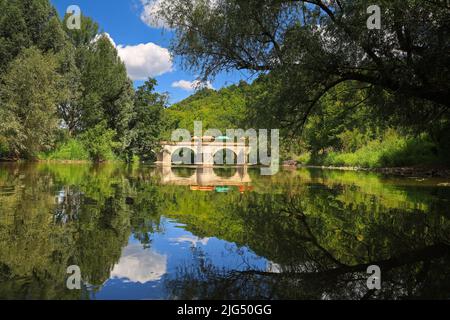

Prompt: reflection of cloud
xmin=111 ymin=244 xmax=167 ymax=284
xmin=266 ymin=261 xmax=282 ymax=273
xmin=170 ymin=235 xmax=210 ymax=247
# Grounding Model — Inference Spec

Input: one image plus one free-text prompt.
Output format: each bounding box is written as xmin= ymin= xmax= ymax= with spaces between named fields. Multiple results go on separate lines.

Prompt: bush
xmin=337 ymin=128 xmax=372 ymax=153
xmin=316 ymin=129 xmax=441 ymax=168
xmin=0 ymin=136 xmax=10 ymax=159
xmin=39 ymin=139 xmax=89 ymax=161
xmin=79 ymin=122 xmax=119 ymax=162
xmin=296 ymin=152 xmax=311 ymax=165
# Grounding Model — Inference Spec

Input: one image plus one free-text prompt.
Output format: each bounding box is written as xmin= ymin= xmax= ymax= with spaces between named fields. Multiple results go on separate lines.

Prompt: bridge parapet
xmin=160 ymin=141 xmax=247 ymax=147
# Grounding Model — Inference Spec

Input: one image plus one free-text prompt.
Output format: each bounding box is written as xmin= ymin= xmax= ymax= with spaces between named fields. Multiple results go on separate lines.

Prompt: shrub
xmin=0 ymin=136 xmax=10 ymax=159
xmin=40 ymin=139 xmax=89 ymax=161
xmin=296 ymin=152 xmax=311 ymax=165
xmin=337 ymin=128 xmax=371 ymax=153
xmin=79 ymin=122 xmax=119 ymax=162
xmin=317 ymin=129 xmax=441 ymax=168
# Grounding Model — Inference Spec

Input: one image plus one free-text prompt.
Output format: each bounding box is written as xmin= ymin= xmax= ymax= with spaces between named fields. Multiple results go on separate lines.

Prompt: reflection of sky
xmin=110 ymin=245 xmax=167 ymax=283
xmin=93 ymin=218 xmax=268 ymax=300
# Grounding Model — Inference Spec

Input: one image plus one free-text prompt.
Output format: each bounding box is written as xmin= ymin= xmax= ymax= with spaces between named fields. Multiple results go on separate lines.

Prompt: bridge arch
xmin=213 ymin=148 xmax=238 ymax=165
xmin=171 ymin=147 xmax=197 ymax=165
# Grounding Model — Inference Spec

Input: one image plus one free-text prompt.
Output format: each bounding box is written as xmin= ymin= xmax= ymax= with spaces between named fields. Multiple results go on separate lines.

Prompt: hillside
xmin=165 ymin=81 xmax=251 ymax=133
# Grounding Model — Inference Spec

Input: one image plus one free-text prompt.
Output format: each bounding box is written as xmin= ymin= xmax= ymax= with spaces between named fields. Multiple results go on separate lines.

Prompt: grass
xmin=38 ymin=139 xmax=90 ymax=161
xmin=304 ymin=131 xmax=443 ymax=168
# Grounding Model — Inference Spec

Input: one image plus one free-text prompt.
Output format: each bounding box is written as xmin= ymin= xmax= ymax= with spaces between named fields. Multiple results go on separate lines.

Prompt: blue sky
xmin=51 ymin=0 xmax=253 ymax=103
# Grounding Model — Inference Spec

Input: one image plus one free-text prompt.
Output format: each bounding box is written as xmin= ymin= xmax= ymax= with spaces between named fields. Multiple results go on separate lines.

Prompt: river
xmin=0 ymin=163 xmax=449 ymax=299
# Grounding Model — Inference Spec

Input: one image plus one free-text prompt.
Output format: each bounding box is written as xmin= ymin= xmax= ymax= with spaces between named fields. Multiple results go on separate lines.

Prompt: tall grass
xmin=39 ymin=139 xmax=90 ymax=161
xmin=312 ymin=130 xmax=441 ymax=168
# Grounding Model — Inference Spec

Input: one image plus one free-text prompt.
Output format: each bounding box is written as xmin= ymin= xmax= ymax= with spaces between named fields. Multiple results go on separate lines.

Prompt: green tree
xmin=0 ymin=47 xmax=60 ymax=159
xmin=158 ymin=0 xmax=450 ymax=131
xmin=128 ymin=79 xmax=168 ymax=161
xmin=165 ymin=81 xmax=249 ymax=133
xmin=55 ymin=43 xmax=83 ymax=136
xmin=0 ymin=0 xmax=66 ymax=72
xmin=79 ymin=121 xmax=118 ymax=162
xmin=63 ymin=14 xmax=99 ymax=48
xmin=79 ymin=35 xmax=134 ymax=150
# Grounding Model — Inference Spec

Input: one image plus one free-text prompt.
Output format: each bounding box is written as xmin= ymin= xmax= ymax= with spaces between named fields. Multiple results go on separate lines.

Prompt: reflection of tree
xmin=0 ymin=163 xmax=164 ymax=299
xmin=164 ymin=189 xmax=450 ymax=300
xmin=167 ymin=241 xmax=450 ymax=299
xmin=213 ymin=167 xmax=237 ymax=178
xmin=1 ymin=164 xmax=449 ymax=299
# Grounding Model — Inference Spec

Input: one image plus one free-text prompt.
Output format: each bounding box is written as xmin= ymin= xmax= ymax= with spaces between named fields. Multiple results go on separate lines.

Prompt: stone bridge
xmin=156 ymin=139 xmax=250 ymax=166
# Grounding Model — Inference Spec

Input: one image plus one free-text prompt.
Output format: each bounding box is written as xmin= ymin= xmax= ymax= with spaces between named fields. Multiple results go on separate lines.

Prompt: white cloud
xmin=172 ymin=80 xmax=214 ymax=91
xmin=95 ymin=32 xmax=173 ymax=81
xmin=140 ymin=0 xmax=170 ymax=29
xmin=140 ymin=0 xmax=219 ymax=29
xmin=110 ymin=244 xmax=167 ymax=284
xmin=117 ymin=43 xmax=173 ymax=80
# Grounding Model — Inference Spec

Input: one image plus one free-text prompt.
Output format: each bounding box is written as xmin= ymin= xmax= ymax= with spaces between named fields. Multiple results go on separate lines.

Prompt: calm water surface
xmin=0 ymin=163 xmax=449 ymax=300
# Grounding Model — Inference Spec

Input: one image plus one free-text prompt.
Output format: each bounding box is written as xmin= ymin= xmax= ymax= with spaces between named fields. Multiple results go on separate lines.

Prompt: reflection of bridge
xmin=158 ymin=166 xmax=252 ymax=186
xmin=156 ymin=139 xmax=250 ymax=166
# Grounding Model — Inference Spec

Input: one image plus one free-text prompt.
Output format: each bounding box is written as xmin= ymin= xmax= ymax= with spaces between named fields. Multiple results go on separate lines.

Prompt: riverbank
xmin=3 ymin=159 xmax=450 ymax=179
xmin=0 ymin=159 xmax=116 ymax=165
xmin=296 ymin=164 xmax=450 ymax=179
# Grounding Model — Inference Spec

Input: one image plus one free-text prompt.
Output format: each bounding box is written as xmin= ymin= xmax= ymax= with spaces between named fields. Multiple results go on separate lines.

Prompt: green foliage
xmin=0 ymin=1 xmax=157 ymax=162
xmin=127 ymin=79 xmax=168 ymax=161
xmin=166 ymin=82 xmax=249 ymax=133
xmin=0 ymin=0 xmax=66 ymax=72
xmin=160 ymin=0 xmax=449 ymax=131
xmin=79 ymin=35 xmax=134 ymax=140
xmin=296 ymin=152 xmax=311 ymax=165
xmin=0 ymin=47 xmax=60 ymax=159
xmin=337 ymin=129 xmax=372 ymax=153
xmin=0 ymin=137 xmax=9 ymax=159
xmin=79 ymin=122 xmax=119 ymax=162
xmin=39 ymin=139 xmax=89 ymax=161
xmin=317 ymin=130 xmax=440 ymax=168
xmin=63 ymin=14 xmax=99 ymax=47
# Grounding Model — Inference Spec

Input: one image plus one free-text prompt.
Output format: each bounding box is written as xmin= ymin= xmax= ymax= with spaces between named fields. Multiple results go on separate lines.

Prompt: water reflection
xmin=159 ymin=166 xmax=251 ymax=186
xmin=111 ymin=244 xmax=167 ymax=284
xmin=0 ymin=163 xmax=449 ymax=299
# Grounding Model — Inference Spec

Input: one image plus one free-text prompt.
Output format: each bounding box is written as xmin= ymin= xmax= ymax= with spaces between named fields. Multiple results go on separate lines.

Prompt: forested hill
xmin=165 ymin=81 xmax=251 ymax=133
